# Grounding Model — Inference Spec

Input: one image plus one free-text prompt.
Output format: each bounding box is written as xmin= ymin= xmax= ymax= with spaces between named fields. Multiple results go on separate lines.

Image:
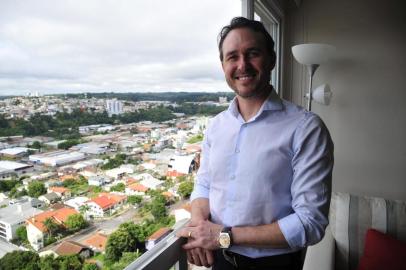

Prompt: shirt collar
xmin=228 ymin=88 xmax=283 ymax=120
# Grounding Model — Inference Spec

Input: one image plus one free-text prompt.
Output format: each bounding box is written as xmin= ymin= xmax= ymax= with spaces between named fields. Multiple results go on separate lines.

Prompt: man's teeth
xmin=237 ymin=75 xmax=254 ymax=80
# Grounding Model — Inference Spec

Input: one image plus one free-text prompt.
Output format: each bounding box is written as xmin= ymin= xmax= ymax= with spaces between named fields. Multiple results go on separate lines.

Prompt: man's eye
xmin=227 ymin=55 xmax=238 ymax=61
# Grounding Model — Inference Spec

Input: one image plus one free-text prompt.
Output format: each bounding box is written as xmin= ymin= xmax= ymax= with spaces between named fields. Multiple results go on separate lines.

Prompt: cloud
xmin=0 ymin=0 xmax=240 ymax=95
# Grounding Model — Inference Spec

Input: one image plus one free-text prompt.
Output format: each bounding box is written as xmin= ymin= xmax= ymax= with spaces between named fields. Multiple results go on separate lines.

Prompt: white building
xmin=105 ymin=165 xmax=134 ymax=180
xmin=106 ymin=99 xmax=123 ymax=116
xmin=0 ymin=147 xmax=30 ymax=158
xmin=29 ymin=150 xmax=85 ymax=167
xmin=0 ymin=202 xmax=43 ymax=241
xmin=168 ymin=154 xmax=196 ymax=175
xmin=0 ymin=160 xmax=34 ymax=179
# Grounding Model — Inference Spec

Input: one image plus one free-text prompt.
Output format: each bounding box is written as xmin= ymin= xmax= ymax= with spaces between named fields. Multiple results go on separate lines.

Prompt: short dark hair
xmin=218 ymin=17 xmax=276 ymax=62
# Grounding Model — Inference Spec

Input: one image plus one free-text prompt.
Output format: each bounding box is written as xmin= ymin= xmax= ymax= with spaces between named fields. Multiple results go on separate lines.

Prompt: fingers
xmin=189 ymin=248 xmax=212 ymax=267
xmin=176 ymin=228 xmax=194 ymax=239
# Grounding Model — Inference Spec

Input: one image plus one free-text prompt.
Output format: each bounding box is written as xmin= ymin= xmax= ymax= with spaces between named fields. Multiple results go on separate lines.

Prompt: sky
xmin=0 ymin=0 xmax=241 ymax=96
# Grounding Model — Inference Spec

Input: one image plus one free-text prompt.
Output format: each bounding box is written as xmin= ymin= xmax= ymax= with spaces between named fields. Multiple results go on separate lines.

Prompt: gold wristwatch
xmin=218 ymin=227 xmax=233 ymax=249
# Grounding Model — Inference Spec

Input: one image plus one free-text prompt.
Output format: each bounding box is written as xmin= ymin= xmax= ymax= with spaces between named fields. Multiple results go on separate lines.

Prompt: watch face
xmin=219 ymin=233 xmax=231 ymax=248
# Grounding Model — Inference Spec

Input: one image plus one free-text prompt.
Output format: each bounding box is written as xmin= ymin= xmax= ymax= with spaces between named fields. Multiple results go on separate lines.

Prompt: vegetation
xmin=27 ymin=181 xmax=47 ymax=198
xmin=105 ymin=222 xmax=146 ymax=262
xmin=101 ymin=154 xmax=127 ymax=170
xmin=187 ymin=134 xmax=204 ymax=144
xmin=0 ymin=179 xmax=19 ymax=192
xmin=57 ymin=139 xmax=81 ymax=150
xmin=65 ymin=213 xmax=88 ymax=232
xmin=178 ymin=181 xmax=194 ymax=199
xmin=110 ymin=183 xmax=125 ymax=192
xmin=127 ymin=195 xmax=143 ymax=205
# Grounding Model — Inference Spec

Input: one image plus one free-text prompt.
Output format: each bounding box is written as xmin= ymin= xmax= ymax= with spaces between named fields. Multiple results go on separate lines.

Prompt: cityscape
xmin=0 ymin=92 xmax=232 ymax=269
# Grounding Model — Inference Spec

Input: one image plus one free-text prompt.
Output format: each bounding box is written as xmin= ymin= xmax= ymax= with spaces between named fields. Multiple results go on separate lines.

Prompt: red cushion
xmin=357 ymin=229 xmax=406 ymax=270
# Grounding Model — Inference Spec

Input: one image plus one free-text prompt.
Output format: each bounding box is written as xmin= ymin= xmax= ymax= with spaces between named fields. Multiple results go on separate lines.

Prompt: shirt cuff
xmin=190 ymin=183 xmax=209 ymax=201
xmin=277 ymin=213 xmax=306 ymax=249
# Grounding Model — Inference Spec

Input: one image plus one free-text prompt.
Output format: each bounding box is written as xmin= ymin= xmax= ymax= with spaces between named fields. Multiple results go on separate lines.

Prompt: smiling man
xmin=177 ymin=17 xmax=334 ymax=270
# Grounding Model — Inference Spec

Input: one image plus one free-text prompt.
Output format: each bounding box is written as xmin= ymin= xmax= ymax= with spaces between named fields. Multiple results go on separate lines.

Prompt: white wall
xmin=282 ymin=0 xmax=406 ymax=200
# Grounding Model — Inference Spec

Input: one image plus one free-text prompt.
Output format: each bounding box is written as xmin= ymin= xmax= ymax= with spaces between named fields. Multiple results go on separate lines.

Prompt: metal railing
xmin=124 ymin=219 xmax=189 ymax=270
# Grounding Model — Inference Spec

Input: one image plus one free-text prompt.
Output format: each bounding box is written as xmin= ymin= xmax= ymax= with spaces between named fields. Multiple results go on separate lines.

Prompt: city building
xmin=0 ymin=201 xmax=43 ymax=242
xmin=0 ymin=160 xmax=34 ymax=179
xmin=29 ymin=150 xmax=86 ymax=167
xmin=26 ymin=207 xmax=78 ymax=250
xmin=106 ymin=99 xmax=123 ymax=116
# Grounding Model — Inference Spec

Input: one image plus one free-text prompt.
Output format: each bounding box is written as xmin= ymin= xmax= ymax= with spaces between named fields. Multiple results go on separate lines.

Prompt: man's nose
xmin=237 ymin=56 xmax=250 ymax=71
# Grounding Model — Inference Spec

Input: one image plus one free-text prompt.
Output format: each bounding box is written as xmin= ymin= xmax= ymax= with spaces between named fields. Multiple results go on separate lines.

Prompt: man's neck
xmin=236 ymin=86 xmax=272 ymax=122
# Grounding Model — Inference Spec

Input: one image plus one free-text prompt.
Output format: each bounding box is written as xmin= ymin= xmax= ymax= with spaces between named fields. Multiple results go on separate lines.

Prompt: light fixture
xmin=292 ymin=43 xmax=336 ymax=111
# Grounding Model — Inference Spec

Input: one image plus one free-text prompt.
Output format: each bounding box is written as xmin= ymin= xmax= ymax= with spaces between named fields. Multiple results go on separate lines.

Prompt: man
xmin=177 ymin=17 xmax=334 ymax=270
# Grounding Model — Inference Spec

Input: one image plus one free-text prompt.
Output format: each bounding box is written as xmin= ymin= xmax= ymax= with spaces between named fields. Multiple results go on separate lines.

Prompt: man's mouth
xmin=235 ymin=74 xmax=255 ymax=81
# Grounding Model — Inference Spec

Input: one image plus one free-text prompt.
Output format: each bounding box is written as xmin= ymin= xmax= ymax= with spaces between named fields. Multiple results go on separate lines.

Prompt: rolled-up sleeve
xmin=190 ymin=127 xmax=212 ymax=201
xmin=278 ymin=113 xmax=334 ymax=249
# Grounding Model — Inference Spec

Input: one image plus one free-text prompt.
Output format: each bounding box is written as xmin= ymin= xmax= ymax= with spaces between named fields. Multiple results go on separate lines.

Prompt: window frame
xmin=253 ymin=0 xmax=284 ymax=94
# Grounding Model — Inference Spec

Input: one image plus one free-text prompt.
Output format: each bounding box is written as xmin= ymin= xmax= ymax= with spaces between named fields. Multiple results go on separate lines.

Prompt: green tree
xmin=127 ymin=195 xmax=143 ymax=205
xmin=105 ymin=222 xmax=145 ymax=262
xmin=178 ymin=181 xmax=194 ymax=199
xmin=150 ymin=195 xmax=167 ymax=221
xmin=0 ymin=250 xmax=40 ymax=270
xmin=110 ymin=183 xmax=125 ymax=192
xmin=82 ymin=262 xmax=98 ymax=270
xmin=27 ymin=181 xmax=46 ymax=198
xmin=30 ymin=141 xmax=42 ymax=149
xmin=43 ymin=218 xmax=60 ymax=237
xmin=56 ymin=255 xmax=83 ymax=270
xmin=65 ymin=214 xmax=88 ymax=232
xmin=39 ymin=254 xmax=58 ymax=270
xmin=16 ymin=226 xmax=28 ymax=242
xmin=57 ymin=139 xmax=80 ymax=150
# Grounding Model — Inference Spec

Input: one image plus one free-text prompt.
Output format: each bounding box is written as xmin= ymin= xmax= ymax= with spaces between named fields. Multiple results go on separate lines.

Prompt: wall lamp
xmin=292 ymin=43 xmax=336 ymax=111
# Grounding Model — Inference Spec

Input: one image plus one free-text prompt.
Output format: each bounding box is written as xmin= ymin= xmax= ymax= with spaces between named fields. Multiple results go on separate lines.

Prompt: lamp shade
xmin=292 ymin=43 xmax=336 ymax=65
xmin=312 ymin=84 xmax=332 ymax=105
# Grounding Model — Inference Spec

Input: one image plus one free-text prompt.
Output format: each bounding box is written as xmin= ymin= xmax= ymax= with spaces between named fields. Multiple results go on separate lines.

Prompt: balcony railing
xmin=124 ymin=219 xmax=189 ymax=270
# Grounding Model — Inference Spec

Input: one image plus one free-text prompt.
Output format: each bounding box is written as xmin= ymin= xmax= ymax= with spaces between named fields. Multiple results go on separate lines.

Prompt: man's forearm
xmin=232 ymin=222 xmax=289 ymax=248
xmin=191 ymin=198 xmax=210 ymax=223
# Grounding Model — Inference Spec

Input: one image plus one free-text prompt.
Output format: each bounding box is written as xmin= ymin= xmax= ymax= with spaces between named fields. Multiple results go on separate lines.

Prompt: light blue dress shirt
xmin=191 ymin=90 xmax=334 ymax=258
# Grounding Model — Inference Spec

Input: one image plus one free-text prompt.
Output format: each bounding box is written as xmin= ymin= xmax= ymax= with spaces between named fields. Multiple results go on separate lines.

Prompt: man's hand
xmin=186 ymin=247 xmax=214 ymax=267
xmin=177 ymin=219 xmax=223 ymax=250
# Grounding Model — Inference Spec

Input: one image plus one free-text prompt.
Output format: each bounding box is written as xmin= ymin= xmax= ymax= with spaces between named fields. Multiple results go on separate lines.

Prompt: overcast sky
xmin=0 ymin=0 xmax=241 ymax=96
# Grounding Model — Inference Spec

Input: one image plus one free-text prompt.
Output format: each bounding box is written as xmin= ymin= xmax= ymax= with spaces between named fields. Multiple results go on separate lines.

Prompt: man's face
xmin=221 ymin=27 xmax=275 ymax=98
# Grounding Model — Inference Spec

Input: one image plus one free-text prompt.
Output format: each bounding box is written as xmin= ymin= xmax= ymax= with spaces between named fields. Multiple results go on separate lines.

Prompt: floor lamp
xmin=292 ymin=43 xmax=336 ymax=111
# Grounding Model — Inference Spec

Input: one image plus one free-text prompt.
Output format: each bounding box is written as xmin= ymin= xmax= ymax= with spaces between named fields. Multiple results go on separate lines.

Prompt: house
xmin=55 ymin=240 xmax=93 ymax=258
xmin=0 ymin=201 xmax=43 ymax=242
xmin=48 ymin=186 xmax=71 ymax=200
xmin=105 ymin=165 xmax=134 ymax=180
xmin=38 ymin=192 xmax=61 ymax=204
xmin=81 ymin=232 xmax=108 ymax=252
xmin=64 ymin=196 xmax=89 ymax=212
xmin=85 ymin=193 xmax=127 ymax=218
xmin=26 ymin=207 xmax=78 ymax=250
xmin=132 ymin=173 xmax=163 ymax=190
xmin=88 ymin=176 xmax=108 ymax=186
xmin=170 ymin=203 xmax=191 ymax=223
xmin=125 ymin=183 xmax=149 ymax=196
xmin=145 ymin=227 xmax=172 ymax=251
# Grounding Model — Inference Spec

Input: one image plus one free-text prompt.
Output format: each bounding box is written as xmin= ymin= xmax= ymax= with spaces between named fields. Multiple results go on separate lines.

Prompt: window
xmin=254 ymin=1 xmax=283 ymax=93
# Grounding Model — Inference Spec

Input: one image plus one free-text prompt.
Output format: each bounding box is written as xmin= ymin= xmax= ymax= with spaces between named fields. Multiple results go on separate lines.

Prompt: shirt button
xmin=235 ymin=149 xmax=240 ymax=153
xmin=230 ymin=175 xmax=235 ymax=180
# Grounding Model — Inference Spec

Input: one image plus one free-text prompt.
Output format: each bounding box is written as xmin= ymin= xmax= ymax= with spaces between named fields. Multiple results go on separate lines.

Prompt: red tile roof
xmin=147 ymin=227 xmax=172 ymax=241
xmin=128 ymin=183 xmax=149 ymax=192
xmin=90 ymin=193 xmax=126 ymax=210
xmin=27 ymin=207 xmax=78 ymax=232
xmin=55 ymin=241 xmax=90 ymax=256
xmin=49 ymin=186 xmax=70 ymax=194
xmin=82 ymin=232 xmax=108 ymax=251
